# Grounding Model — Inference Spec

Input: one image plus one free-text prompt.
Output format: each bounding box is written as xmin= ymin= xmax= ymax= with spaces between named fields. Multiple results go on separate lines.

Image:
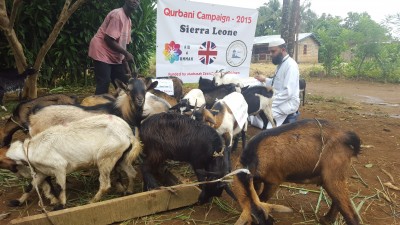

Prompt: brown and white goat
xmin=80 ymin=93 xmax=116 ymax=107
xmin=0 ymin=114 xmax=142 ymax=210
xmin=0 ymin=94 xmax=78 ymax=147
xmin=232 ymin=119 xmax=361 ymax=225
xmin=193 ymin=92 xmax=248 ymax=152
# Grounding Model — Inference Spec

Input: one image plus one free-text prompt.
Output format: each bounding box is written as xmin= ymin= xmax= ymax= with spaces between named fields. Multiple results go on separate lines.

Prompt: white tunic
xmin=249 ymin=55 xmax=300 ymax=129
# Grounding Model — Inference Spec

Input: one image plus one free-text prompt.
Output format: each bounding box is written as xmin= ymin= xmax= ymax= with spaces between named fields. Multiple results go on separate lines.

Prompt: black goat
xmin=299 ymin=78 xmax=306 ymax=106
xmin=198 ymin=77 xmax=237 ymax=108
xmin=0 ymin=68 xmax=36 ymax=111
xmin=139 ymin=112 xmax=231 ymax=204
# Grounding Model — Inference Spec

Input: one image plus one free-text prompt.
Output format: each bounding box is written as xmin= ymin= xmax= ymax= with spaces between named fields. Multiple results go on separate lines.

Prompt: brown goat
xmin=0 ymin=94 xmax=78 ymax=147
xmin=232 ymin=119 xmax=361 ymax=225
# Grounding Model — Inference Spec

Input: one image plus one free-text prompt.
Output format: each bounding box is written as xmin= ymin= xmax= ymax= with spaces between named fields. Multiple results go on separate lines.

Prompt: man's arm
xmin=104 ymin=35 xmax=134 ymax=62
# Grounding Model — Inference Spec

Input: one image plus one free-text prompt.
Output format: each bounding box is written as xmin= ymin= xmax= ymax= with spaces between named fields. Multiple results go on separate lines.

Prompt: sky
xmin=190 ymin=0 xmax=399 ymax=23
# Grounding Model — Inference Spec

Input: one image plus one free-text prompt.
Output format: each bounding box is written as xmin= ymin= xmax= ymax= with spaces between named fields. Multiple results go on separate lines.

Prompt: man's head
xmin=269 ymin=38 xmax=288 ymax=65
xmin=124 ymin=0 xmax=140 ymax=11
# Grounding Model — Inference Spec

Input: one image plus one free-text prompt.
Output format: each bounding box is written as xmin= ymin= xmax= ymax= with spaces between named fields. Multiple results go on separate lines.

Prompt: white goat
xmin=213 ymin=69 xmax=243 ymax=89
xmin=2 ymin=114 xmax=142 ymax=209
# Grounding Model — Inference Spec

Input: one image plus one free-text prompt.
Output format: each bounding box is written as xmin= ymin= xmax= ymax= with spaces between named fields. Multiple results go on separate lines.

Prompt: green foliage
xmin=0 ymin=0 xmax=157 ymax=87
xmin=255 ymin=0 xmax=281 ymax=36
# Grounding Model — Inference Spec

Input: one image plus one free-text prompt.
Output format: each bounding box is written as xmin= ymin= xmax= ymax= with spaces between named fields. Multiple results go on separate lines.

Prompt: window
xmin=303 ymin=45 xmax=308 ymax=55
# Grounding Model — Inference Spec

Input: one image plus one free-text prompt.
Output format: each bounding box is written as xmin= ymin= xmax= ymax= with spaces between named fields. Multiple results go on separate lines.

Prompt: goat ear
xmin=147 ymin=81 xmax=158 ymax=91
xmin=115 ymin=79 xmax=128 ymax=91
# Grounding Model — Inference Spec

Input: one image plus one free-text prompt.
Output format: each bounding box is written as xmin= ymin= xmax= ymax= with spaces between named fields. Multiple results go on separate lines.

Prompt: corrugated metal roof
xmin=254 ymin=33 xmax=321 ymax=46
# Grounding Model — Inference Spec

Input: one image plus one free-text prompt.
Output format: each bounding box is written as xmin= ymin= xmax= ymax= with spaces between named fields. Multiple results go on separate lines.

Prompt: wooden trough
xmin=10 ymin=170 xmax=201 ymax=225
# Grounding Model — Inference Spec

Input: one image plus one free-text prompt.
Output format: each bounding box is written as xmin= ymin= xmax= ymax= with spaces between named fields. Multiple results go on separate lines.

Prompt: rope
xmin=157 ymin=168 xmax=250 ymax=190
xmin=312 ymin=118 xmax=326 ymax=173
xmin=10 ymin=116 xmax=28 ymax=132
xmin=23 ymin=141 xmax=55 ymax=225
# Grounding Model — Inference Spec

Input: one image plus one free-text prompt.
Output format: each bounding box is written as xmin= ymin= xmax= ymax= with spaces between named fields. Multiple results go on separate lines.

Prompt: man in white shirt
xmin=252 ymin=38 xmax=300 ymax=129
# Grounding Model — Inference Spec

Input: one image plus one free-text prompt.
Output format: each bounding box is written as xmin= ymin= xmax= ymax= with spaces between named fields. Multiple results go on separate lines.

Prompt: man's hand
xmin=124 ymin=52 xmax=134 ymax=62
xmin=254 ymin=74 xmax=266 ymax=82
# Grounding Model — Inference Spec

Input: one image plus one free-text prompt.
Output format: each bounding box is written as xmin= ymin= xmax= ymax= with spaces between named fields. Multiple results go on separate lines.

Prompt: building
xmin=252 ymin=33 xmax=321 ymax=63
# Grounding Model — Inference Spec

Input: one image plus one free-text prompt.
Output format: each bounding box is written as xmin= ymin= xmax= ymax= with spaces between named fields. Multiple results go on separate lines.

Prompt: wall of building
xmin=252 ymin=37 xmax=319 ymax=64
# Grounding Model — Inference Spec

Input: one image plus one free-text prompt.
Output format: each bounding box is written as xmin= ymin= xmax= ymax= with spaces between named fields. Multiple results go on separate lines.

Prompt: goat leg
xmin=141 ymin=161 xmax=160 ymax=191
xmin=322 ymin=180 xmax=359 ymax=225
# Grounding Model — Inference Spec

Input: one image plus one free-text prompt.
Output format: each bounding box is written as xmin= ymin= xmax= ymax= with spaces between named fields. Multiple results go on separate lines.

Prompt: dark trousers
xmin=93 ymin=60 xmax=129 ymax=95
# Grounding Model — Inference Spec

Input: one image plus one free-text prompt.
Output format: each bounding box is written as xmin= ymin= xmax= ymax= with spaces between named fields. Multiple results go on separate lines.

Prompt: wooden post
xmin=10 ymin=186 xmax=201 ymax=225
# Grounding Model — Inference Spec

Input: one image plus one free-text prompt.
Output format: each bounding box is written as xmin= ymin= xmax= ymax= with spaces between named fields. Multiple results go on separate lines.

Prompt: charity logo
xmin=198 ymin=41 xmax=217 ymax=65
xmin=226 ymin=40 xmax=247 ymax=67
xmin=163 ymin=41 xmax=182 ymax=64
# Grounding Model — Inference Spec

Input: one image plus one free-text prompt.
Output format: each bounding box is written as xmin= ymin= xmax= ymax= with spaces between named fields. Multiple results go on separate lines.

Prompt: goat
xmin=242 ymin=85 xmax=276 ymax=129
xmin=0 ymin=114 xmax=142 ymax=210
xmin=0 ymin=67 xmax=36 ymax=111
xmin=143 ymin=92 xmax=171 ymax=118
xmin=192 ymin=92 xmax=248 ymax=153
xmin=212 ymin=69 xmax=243 ymax=88
xmin=169 ymin=89 xmax=206 ymax=114
xmin=0 ymin=94 xmax=78 ymax=147
xmin=198 ymin=77 xmax=238 ymax=108
xmin=232 ymin=119 xmax=361 ymax=225
xmin=139 ymin=112 xmax=231 ymax=204
xmin=80 ymin=78 xmax=157 ymax=128
xmin=299 ymin=78 xmax=306 ymax=106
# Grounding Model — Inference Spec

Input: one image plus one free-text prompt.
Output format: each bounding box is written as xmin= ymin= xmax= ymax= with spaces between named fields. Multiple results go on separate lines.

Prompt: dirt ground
xmin=0 ymin=78 xmax=399 ymax=225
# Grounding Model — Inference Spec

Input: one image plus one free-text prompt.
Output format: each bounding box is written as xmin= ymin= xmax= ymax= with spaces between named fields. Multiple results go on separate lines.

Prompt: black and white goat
xmin=0 ymin=67 xmax=36 ymax=111
xmin=169 ymin=89 xmax=206 ymax=114
xmin=139 ymin=112 xmax=231 ymax=204
xmin=0 ymin=114 xmax=142 ymax=209
xmin=299 ymin=78 xmax=306 ymax=106
xmin=242 ymin=85 xmax=276 ymax=129
xmin=198 ymin=77 xmax=238 ymax=108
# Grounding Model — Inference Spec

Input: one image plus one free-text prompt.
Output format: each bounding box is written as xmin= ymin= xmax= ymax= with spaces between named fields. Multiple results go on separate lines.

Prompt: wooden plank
xmin=10 ymin=185 xmax=201 ymax=225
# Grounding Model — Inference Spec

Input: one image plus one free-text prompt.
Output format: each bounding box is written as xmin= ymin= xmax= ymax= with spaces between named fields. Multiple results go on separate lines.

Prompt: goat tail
xmin=125 ymin=130 xmax=143 ymax=165
xmin=344 ymin=131 xmax=361 ymax=156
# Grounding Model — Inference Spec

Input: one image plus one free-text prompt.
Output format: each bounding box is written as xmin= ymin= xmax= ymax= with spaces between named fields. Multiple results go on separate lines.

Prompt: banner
xmin=156 ymin=0 xmax=258 ymax=83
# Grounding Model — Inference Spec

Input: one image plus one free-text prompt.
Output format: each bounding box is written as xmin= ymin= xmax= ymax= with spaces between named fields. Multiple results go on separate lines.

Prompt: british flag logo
xmin=198 ymin=41 xmax=217 ymax=65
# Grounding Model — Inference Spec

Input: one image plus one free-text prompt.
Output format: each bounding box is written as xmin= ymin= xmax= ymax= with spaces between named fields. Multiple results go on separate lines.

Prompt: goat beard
xmin=271 ymin=52 xmax=284 ymax=65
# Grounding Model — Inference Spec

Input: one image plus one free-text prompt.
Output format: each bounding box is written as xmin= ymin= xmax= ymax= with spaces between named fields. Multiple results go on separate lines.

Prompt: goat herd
xmin=0 ymin=70 xmax=361 ymax=225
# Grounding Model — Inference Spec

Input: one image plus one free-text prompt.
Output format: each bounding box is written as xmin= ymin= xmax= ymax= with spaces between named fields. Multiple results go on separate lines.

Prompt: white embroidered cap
xmin=268 ymin=38 xmax=285 ymax=47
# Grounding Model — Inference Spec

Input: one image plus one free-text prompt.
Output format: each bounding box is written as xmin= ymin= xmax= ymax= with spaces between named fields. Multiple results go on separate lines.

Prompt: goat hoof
xmin=52 ymin=204 xmax=65 ymax=211
xmin=8 ymin=199 xmax=21 ymax=207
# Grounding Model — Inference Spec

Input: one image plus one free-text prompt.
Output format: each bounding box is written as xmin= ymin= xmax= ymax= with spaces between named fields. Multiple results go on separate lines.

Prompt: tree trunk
xmin=1 ymin=0 xmax=88 ymax=99
xmin=25 ymin=0 xmax=88 ymax=99
xmin=294 ymin=0 xmax=301 ymax=62
xmin=287 ymin=0 xmax=300 ymax=57
xmin=281 ymin=0 xmax=290 ymax=43
xmin=0 ymin=0 xmax=27 ymax=73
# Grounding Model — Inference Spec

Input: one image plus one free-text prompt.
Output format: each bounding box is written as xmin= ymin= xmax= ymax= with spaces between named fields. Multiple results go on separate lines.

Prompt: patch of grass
xmin=307 ymin=94 xmax=326 ymax=102
xmin=326 ymin=96 xmax=346 ymax=104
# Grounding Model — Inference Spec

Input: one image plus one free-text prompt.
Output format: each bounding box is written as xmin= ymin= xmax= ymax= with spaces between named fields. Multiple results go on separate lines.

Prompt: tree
xmin=280 ymin=0 xmax=290 ymax=42
xmin=383 ymin=13 xmax=400 ymax=39
xmin=0 ymin=0 xmax=87 ymax=99
xmin=255 ymin=0 xmax=281 ymax=36
xmin=314 ymin=15 xmax=347 ymax=75
xmin=287 ymin=0 xmax=299 ymax=57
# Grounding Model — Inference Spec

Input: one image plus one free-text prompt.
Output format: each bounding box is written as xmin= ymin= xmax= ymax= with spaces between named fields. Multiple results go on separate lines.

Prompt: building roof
xmin=254 ymin=33 xmax=321 ymax=46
